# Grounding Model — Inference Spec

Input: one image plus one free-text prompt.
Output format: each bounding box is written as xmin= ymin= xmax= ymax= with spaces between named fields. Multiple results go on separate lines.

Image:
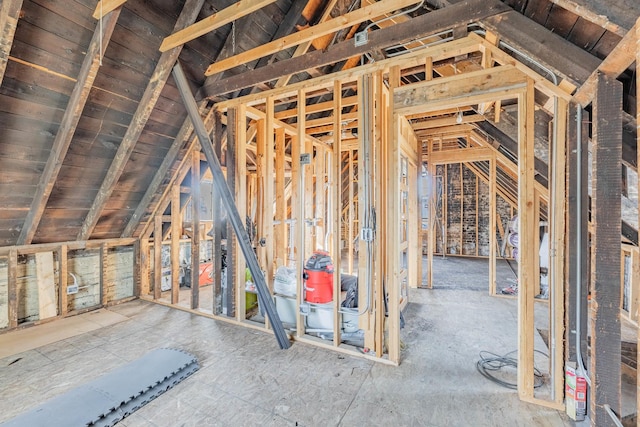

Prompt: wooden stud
xmin=139 ymin=238 xmax=150 ymax=297
xmin=275 ymin=127 xmax=286 ymax=267
xmin=489 ymin=155 xmax=497 ymax=295
xmin=100 ymin=243 xmax=108 ymax=306
xmin=517 ymin=79 xmax=536 ymax=400
xmin=427 ymin=141 xmax=435 ymax=289
xmin=332 ymin=80 xmax=342 ymax=347
xmin=212 ymin=113 xmax=223 ymax=315
xmin=296 ymin=89 xmax=306 ymax=338
xmin=235 ymin=105 xmax=248 ymax=322
xmin=265 ymin=97 xmax=275 ymax=285
xmin=348 ymin=150 xmax=355 ymax=275
xmin=637 ymin=18 xmax=640 ymax=417
xmin=191 ymin=150 xmax=201 ymax=309
xmin=161 ymin=0 xmax=275 ymax=51
xmin=375 ymin=71 xmax=388 ymax=354
xmin=171 ymin=184 xmax=181 ymax=304
xmin=58 ymin=245 xmax=68 ymax=317
xmin=387 ymin=66 xmax=401 ymax=363
xmin=589 ymin=72 xmax=622 ymax=425
xmin=315 ymin=147 xmax=326 ymax=251
xmin=226 ymin=109 xmax=237 ymax=317
xmin=153 ymin=215 xmax=162 ymax=300
xmin=8 ymin=248 xmax=17 ymax=328
xmin=35 ymin=251 xmax=57 ymax=320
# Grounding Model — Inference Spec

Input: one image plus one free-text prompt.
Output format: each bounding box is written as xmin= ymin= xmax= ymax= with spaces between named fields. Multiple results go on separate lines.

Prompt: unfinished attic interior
xmin=2 ymin=0 xmax=640 ymax=424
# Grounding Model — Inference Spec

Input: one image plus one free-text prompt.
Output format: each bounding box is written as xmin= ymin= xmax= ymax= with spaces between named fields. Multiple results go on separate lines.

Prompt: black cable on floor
xmin=476 ymin=350 xmax=548 ymax=389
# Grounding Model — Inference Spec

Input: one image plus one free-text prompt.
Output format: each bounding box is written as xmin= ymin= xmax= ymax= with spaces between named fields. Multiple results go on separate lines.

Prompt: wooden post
xmin=35 ymin=251 xmax=57 ymax=319
xmin=387 ymin=66 xmax=401 ymax=364
xmin=296 ymin=89 xmax=306 ymax=338
xmin=171 ymin=184 xmax=181 ymax=304
xmin=315 ymin=147 xmax=326 ymax=251
xmin=100 ymin=243 xmax=108 ymax=306
xmin=489 ymin=154 xmax=496 ymax=295
xmin=226 ymin=108 xmax=237 ymax=317
xmin=549 ymin=96 xmax=567 ymax=405
xmin=374 ymin=72 xmax=387 ymax=355
xmin=153 ymin=215 xmax=162 ymax=300
xmin=517 ymin=79 xmax=536 ymax=400
xmin=191 ymin=149 xmax=201 ymax=309
xmin=235 ymin=105 xmax=247 ymax=322
xmin=332 ymin=80 xmax=342 ymax=346
xmin=348 ymin=150 xmax=355 ymax=274
xmin=265 ymin=97 xmax=275 ymax=285
xmin=139 ymin=237 xmax=150 ymax=297
xmin=590 ymin=72 xmax=622 ymax=426
xmin=213 ymin=113 xmax=223 ymax=315
xmin=275 ymin=127 xmax=286 ymax=267
xmin=8 ymin=248 xmax=17 ymax=328
xmin=427 ymin=141 xmax=435 ymax=289
xmin=58 ymin=245 xmax=68 ymax=316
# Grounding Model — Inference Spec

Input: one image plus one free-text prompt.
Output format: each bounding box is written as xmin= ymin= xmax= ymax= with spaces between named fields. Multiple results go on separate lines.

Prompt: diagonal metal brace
xmin=172 ymin=63 xmax=290 ymax=350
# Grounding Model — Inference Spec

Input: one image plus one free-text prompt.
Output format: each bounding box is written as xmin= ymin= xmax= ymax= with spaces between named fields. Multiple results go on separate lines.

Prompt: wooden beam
xmin=332 ymin=79 xmax=342 ymax=346
xmin=191 ymin=150 xmax=201 ymax=309
xmin=17 ymin=8 xmax=121 ymax=245
xmin=482 ymin=10 xmax=600 ymax=88
xmin=547 ymin=0 xmax=635 ymax=36
xmin=0 ymin=0 xmax=23 ymax=87
xmin=205 ymin=0 xmax=420 ymax=76
xmin=273 ymin=0 xmax=339 ymax=89
xmin=394 ymin=65 xmax=527 ymax=115
xmin=200 ymin=0 xmax=510 ymax=100
xmin=573 ymin=19 xmax=638 ymax=107
xmin=78 ymin=0 xmax=205 ymax=241
xmin=92 ymin=0 xmax=127 ymax=19
xmin=294 ymin=89 xmax=305 ymax=338
xmin=428 ymin=147 xmax=494 ymax=164
xmin=160 ymin=0 xmax=277 ymax=52
xmin=225 ymin=109 xmax=236 ymax=317
xmin=590 ymin=72 xmax=622 ymax=426
xmin=139 ymin=238 xmax=150 ymax=297
xmin=411 ymin=114 xmax=485 ymax=130
xmin=275 ymin=127 xmax=286 ymax=267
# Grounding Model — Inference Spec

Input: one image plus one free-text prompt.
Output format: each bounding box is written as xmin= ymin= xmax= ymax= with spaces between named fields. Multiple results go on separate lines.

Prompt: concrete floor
xmin=0 ymin=255 xmax=576 ymax=426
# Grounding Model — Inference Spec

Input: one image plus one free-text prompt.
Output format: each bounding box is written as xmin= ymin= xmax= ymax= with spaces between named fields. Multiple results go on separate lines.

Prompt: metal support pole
xmin=173 ymin=63 xmax=290 ymax=350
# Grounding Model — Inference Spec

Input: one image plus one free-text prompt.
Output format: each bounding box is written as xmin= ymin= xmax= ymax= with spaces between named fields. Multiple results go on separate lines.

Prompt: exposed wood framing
xmin=573 ymin=19 xmax=638 ymax=106
xmin=517 ymin=79 xmax=536 ymax=402
xmin=190 ymin=150 xmax=201 ymax=309
xmin=200 ymin=0 xmax=510 ymax=100
xmin=170 ymin=184 xmax=180 ymax=304
xmin=17 ymin=8 xmax=121 ymax=245
xmin=153 ymin=215 xmax=162 ymax=300
xmin=8 ymin=248 xmax=17 ymax=329
xmin=92 ymin=0 xmax=127 ymax=19
xmin=204 ymin=0 xmax=420 ymax=76
xmin=160 ymin=0 xmax=277 ymax=52
xmin=275 ymin=128 xmax=286 ymax=267
xmin=225 ymin=109 xmax=236 ymax=318
xmin=58 ymin=245 xmax=68 ymax=316
xmin=78 ymin=0 xmax=205 ymax=241
xmin=332 ymin=80 xmax=342 ymax=346
xmin=139 ymin=238 xmax=150 ymax=297
xmin=0 ymin=0 xmax=23 ymax=86
xmin=233 ymin=105 xmax=247 ymax=322
xmin=589 ymin=72 xmax=622 ymax=425
xmin=295 ymin=89 xmax=305 ymax=338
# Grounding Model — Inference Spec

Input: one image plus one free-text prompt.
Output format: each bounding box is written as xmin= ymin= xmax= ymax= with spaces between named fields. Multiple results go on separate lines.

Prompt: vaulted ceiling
xmin=0 ymin=0 xmax=638 ymax=247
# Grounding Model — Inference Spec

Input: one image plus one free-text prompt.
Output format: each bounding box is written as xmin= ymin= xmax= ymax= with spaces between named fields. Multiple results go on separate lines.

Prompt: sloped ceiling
xmin=0 ymin=0 xmax=637 ymax=247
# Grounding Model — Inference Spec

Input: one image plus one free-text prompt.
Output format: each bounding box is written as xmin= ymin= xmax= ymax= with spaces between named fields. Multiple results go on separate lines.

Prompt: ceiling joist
xmin=160 ymin=0 xmax=278 ymax=52
xmin=204 ymin=0 xmax=421 ymax=76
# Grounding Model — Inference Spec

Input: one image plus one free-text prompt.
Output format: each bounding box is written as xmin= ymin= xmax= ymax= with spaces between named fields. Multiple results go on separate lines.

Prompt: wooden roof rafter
xmin=78 ymin=0 xmax=207 ymax=241
xmin=16 ymin=5 xmax=123 ymax=245
xmin=0 ymin=0 xmax=23 ymax=87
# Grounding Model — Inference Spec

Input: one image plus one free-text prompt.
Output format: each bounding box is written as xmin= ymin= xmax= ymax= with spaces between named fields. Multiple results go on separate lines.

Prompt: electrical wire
xmin=476 ymin=350 xmax=548 ymax=390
